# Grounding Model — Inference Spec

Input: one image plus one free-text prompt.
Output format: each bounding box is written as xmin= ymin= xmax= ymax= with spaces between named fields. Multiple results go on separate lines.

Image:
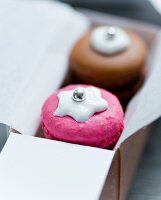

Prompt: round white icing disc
xmin=90 ymin=26 xmax=131 ymax=55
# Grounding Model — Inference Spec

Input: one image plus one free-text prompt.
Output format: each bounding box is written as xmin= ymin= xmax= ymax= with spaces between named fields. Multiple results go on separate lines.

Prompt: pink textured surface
xmin=41 ymin=84 xmax=124 ymax=148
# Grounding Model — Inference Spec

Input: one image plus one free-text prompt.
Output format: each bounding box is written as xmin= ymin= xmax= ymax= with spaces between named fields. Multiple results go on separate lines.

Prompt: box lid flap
xmin=0 ymin=0 xmax=89 ymax=135
xmin=0 ymin=133 xmax=114 ymax=200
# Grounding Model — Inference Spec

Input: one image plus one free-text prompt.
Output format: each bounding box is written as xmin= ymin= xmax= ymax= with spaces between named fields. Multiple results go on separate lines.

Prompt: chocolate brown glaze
xmin=70 ymin=29 xmax=147 ymax=88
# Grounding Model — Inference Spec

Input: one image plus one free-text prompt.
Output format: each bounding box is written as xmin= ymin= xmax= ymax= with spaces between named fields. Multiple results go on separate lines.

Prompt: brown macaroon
xmin=69 ymin=25 xmax=147 ymax=107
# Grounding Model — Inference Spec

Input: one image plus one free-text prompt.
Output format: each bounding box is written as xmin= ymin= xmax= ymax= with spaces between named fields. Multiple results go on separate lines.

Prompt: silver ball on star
xmin=72 ymin=88 xmax=86 ymax=102
xmin=106 ymin=26 xmax=116 ymax=40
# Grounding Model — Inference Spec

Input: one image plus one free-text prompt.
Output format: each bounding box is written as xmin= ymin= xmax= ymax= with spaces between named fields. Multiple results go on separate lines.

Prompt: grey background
xmin=59 ymin=0 xmax=161 ymax=25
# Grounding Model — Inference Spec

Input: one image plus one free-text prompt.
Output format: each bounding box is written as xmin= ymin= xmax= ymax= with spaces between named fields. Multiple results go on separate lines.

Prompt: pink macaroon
xmin=41 ymin=84 xmax=124 ymax=148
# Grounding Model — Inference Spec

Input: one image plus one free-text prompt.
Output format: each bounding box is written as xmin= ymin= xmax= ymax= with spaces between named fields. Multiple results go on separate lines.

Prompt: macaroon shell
xmin=41 ymin=84 xmax=124 ymax=148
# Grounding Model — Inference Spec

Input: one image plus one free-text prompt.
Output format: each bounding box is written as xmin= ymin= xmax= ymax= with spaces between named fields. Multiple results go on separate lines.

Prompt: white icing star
xmin=54 ymin=87 xmax=108 ymax=122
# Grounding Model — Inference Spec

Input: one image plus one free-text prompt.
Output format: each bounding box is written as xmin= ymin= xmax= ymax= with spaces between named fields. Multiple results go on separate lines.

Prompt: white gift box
xmin=0 ymin=1 xmax=161 ymax=200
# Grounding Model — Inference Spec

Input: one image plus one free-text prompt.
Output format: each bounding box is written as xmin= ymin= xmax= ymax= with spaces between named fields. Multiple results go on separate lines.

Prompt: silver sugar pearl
xmin=72 ymin=88 xmax=86 ymax=102
xmin=106 ymin=27 xmax=116 ymax=40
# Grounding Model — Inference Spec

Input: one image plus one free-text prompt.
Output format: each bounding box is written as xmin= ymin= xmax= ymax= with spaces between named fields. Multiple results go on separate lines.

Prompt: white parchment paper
xmin=117 ymin=32 xmax=161 ymax=146
xmin=149 ymin=0 xmax=161 ymax=14
xmin=0 ymin=0 xmax=89 ymax=135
